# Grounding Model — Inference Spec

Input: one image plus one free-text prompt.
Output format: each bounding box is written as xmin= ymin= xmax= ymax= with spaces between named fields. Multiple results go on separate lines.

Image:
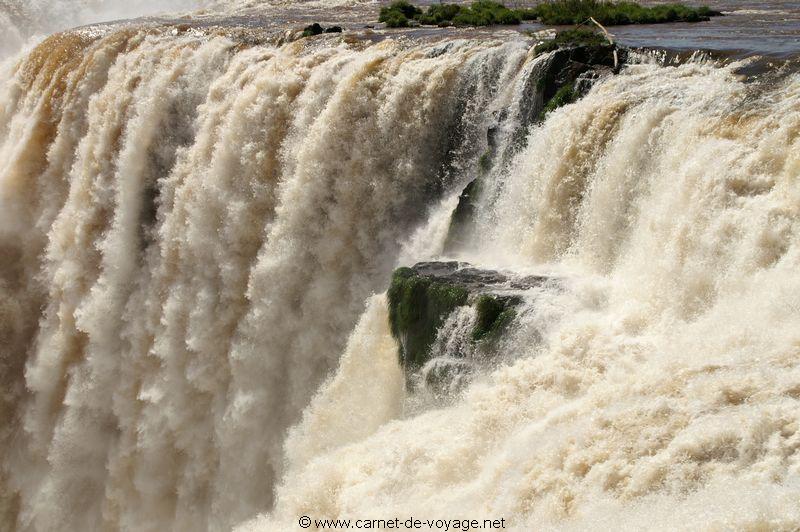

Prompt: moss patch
xmin=388 ymin=268 xmax=469 ymax=368
xmin=472 ymin=295 xmax=519 ymax=342
xmin=387 ymin=266 xmax=524 ymax=371
xmin=540 ymin=83 xmax=577 ymax=119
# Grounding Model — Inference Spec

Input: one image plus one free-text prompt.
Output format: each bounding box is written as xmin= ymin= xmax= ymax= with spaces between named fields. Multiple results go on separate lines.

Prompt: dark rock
xmin=543 ymin=44 xmax=625 ymax=96
xmin=324 ymin=26 xmax=343 ymax=33
xmin=410 ymin=261 xmax=548 ymax=291
xmin=442 ymin=180 xmax=480 ymax=253
xmin=443 ymin=40 xmax=628 ymax=255
xmin=302 ymin=23 xmax=324 ymax=37
xmin=387 ymin=262 xmax=549 ymax=377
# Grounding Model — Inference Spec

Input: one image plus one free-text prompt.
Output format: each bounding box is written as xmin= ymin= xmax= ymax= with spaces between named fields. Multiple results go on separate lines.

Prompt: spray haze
xmin=0 ymin=0 xmax=211 ymax=57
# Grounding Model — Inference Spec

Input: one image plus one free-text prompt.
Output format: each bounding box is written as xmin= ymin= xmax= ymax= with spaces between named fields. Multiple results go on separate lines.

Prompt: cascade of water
xmin=0 ymin=31 xmax=549 ymax=529
xmin=249 ymin=59 xmax=800 ymax=531
xmin=1 ymin=7 xmax=799 ymax=530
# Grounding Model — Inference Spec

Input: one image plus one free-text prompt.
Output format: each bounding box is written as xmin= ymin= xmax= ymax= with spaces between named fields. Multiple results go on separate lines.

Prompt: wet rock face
xmin=391 ymin=41 xmax=617 ymax=390
xmin=410 ymin=261 xmax=548 ymax=292
xmin=544 ymin=43 xmax=625 ymax=96
xmin=444 ymin=42 xmax=628 ymax=255
xmin=387 ymin=262 xmax=549 ymax=382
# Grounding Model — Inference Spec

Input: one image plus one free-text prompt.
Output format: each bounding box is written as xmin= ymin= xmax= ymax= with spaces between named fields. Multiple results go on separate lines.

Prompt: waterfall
xmin=1 ymin=10 xmax=799 ymax=532
xmin=245 ymin=56 xmax=800 ymax=531
xmin=0 ymin=28 xmax=544 ymax=530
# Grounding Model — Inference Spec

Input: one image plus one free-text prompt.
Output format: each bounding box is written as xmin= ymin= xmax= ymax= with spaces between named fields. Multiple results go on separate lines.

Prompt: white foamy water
xmin=1 ymin=10 xmax=799 ymax=532
xmin=244 ymin=59 xmax=800 ymax=531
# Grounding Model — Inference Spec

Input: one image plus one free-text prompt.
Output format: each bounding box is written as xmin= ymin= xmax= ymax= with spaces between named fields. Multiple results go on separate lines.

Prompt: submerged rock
xmin=302 ymin=23 xmax=324 ymax=37
xmin=387 ymin=261 xmax=548 ymax=379
xmin=302 ymin=23 xmax=343 ymax=37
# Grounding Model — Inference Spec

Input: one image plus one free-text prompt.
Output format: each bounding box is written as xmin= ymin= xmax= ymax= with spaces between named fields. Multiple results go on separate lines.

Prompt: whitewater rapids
xmin=0 ymin=14 xmax=799 ymax=532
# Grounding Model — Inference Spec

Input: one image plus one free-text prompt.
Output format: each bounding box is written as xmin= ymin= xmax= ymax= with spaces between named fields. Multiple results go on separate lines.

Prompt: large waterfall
xmin=1 ymin=4 xmax=799 ymax=532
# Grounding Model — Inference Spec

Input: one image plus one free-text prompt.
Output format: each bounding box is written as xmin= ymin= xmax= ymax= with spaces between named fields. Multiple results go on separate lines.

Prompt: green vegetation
xmin=533 ymin=28 xmax=609 ymax=54
xmin=380 ymin=0 xmax=524 ymax=28
xmin=531 ymin=0 xmax=722 ymax=25
xmin=417 ymin=3 xmax=462 ymax=25
xmin=379 ymin=0 xmax=721 ymax=28
xmin=540 ymin=83 xmax=577 ymax=118
xmin=472 ymin=295 xmax=518 ymax=342
xmin=451 ymin=1 xmax=522 ymax=26
xmin=387 ymin=268 xmax=469 ymax=368
xmin=378 ymin=0 xmax=421 ymax=27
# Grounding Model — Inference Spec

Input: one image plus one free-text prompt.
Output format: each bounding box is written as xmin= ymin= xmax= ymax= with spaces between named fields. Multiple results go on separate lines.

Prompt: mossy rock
xmin=540 ymin=83 xmax=577 ymax=119
xmin=302 ymin=23 xmax=324 ymax=37
xmin=529 ymin=38 xmax=627 ymax=125
xmin=302 ymin=23 xmax=344 ymax=37
xmin=472 ymin=294 xmax=520 ymax=342
xmin=388 ymin=267 xmax=469 ymax=369
xmin=387 ymin=262 xmax=548 ymax=374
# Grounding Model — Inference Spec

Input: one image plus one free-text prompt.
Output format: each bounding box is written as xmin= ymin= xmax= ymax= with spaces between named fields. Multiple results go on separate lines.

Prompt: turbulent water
xmin=1 ymin=2 xmax=800 ymax=531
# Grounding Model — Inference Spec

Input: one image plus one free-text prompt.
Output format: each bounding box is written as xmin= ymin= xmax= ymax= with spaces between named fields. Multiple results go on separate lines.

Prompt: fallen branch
xmin=589 ymin=16 xmax=618 ymax=70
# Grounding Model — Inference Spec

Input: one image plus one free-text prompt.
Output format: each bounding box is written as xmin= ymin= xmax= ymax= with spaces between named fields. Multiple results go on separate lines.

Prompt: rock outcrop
xmin=387 ymin=262 xmax=549 ymax=375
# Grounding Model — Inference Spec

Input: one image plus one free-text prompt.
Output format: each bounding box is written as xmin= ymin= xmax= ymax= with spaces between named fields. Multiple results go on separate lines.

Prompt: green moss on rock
xmin=388 ymin=268 xmax=468 ymax=369
xmin=540 ymin=83 xmax=577 ymax=119
xmin=472 ymin=294 xmax=519 ymax=342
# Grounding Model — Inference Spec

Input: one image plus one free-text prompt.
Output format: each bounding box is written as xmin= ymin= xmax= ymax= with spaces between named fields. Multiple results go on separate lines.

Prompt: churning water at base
xmin=0 ymin=14 xmax=799 ymax=532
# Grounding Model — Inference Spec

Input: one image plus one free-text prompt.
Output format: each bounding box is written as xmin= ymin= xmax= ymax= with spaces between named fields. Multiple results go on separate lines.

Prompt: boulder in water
xmin=302 ymin=23 xmax=324 ymax=37
xmin=387 ymin=262 xmax=548 ymax=374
